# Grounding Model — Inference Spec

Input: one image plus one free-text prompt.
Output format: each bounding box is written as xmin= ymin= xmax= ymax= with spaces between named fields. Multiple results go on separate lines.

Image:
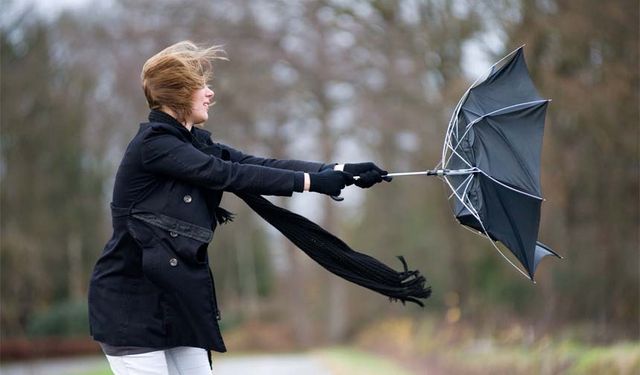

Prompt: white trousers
xmin=105 ymin=346 xmax=212 ymax=375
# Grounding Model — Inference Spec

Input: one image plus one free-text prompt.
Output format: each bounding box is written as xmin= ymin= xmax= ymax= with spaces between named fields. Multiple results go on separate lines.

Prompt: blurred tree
xmin=1 ymin=13 xmax=106 ymax=336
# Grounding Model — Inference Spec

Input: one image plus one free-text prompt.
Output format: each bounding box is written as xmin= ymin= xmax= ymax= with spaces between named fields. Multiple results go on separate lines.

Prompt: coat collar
xmin=149 ymin=109 xmax=211 ymax=148
xmin=147 ymin=110 xmax=213 ymax=141
xmin=148 ymin=110 xmax=188 ymax=132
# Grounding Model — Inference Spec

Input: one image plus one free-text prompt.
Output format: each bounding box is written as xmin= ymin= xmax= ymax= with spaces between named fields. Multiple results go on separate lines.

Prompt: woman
xmin=88 ymin=41 xmax=389 ymax=374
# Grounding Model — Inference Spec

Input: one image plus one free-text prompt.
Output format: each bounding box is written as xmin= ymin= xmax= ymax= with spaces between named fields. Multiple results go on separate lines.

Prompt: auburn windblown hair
xmin=141 ymin=41 xmax=226 ymax=122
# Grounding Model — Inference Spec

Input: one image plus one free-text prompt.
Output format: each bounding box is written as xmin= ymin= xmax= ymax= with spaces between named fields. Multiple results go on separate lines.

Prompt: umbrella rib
xmin=484 ymin=229 xmax=533 ymax=281
xmin=448 ymin=173 xmax=474 ymax=200
xmin=446 ymin=146 xmax=474 ymax=169
xmin=444 ymin=137 xmax=474 ymax=170
xmin=459 ymin=174 xmax=475 ymax=201
xmin=444 ymin=98 xmax=467 ymax=164
xmin=459 ymin=224 xmax=489 ymax=238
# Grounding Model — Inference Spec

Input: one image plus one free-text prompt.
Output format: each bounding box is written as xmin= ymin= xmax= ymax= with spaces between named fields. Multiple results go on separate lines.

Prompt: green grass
xmin=566 ymin=342 xmax=640 ymax=375
xmin=74 ymin=367 xmax=111 ymax=375
xmin=435 ymin=339 xmax=640 ymax=374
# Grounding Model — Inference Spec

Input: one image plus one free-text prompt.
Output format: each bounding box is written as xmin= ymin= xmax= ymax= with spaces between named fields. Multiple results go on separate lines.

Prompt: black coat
xmin=88 ymin=110 xmax=326 ymax=352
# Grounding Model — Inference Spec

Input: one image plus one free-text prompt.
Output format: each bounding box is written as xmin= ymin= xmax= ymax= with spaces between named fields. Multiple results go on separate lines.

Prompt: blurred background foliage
xmin=1 ymin=0 xmax=637 ymax=368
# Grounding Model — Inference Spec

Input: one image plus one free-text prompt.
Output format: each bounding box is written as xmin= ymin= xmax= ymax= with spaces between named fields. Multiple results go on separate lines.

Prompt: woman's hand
xmin=343 ymin=162 xmax=392 ymax=188
xmin=308 ymin=170 xmax=354 ymax=196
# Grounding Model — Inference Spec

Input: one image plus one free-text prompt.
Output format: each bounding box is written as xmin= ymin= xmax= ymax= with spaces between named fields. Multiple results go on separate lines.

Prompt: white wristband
xmin=303 ymin=173 xmax=311 ymax=192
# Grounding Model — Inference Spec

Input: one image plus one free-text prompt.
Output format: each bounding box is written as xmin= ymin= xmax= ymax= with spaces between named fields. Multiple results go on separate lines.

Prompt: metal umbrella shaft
xmin=353 ymin=168 xmax=480 ymax=180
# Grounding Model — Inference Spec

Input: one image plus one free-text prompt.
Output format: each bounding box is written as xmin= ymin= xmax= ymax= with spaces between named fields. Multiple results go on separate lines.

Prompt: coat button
xmin=169 ymin=258 xmax=178 ymax=267
xmin=169 ymin=231 xmax=178 ymax=238
xmin=183 ymin=195 xmax=192 ymax=203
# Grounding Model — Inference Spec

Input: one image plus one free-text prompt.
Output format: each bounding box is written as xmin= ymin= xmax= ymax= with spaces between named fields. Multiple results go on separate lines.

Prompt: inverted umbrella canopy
xmin=443 ymin=47 xmax=560 ymax=280
xmin=386 ymin=47 xmax=560 ymax=280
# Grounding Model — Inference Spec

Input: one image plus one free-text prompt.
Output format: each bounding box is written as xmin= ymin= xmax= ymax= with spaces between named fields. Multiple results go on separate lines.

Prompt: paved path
xmin=0 ymin=353 xmax=333 ymax=375
xmin=0 ymin=355 xmax=106 ymax=375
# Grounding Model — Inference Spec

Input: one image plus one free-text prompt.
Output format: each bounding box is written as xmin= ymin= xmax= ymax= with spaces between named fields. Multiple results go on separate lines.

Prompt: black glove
xmin=309 ymin=170 xmax=354 ymax=196
xmin=344 ymin=162 xmax=392 ymax=188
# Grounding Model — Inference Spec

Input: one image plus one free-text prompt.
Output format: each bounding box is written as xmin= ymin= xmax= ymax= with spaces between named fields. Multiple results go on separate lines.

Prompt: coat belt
xmin=111 ymin=203 xmax=213 ymax=243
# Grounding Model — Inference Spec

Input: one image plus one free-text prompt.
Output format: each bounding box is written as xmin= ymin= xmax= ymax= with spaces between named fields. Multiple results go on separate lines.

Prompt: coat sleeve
xmin=141 ymin=127 xmax=303 ymax=196
xmin=218 ymin=143 xmax=333 ymax=173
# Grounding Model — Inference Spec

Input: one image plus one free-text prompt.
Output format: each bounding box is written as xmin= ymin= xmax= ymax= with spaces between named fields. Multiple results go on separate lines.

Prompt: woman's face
xmin=188 ymin=85 xmax=215 ymax=125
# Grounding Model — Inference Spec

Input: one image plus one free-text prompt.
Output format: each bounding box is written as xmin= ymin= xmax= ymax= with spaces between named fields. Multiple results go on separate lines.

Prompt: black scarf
xmin=235 ymin=192 xmax=431 ymax=306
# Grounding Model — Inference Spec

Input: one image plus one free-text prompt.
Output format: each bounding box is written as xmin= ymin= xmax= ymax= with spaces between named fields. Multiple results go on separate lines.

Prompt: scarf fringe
xmin=214 ymin=207 xmax=235 ymax=225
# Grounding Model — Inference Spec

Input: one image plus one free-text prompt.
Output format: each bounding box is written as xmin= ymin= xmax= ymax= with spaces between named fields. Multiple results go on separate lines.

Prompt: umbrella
xmin=385 ymin=46 xmax=561 ymax=281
